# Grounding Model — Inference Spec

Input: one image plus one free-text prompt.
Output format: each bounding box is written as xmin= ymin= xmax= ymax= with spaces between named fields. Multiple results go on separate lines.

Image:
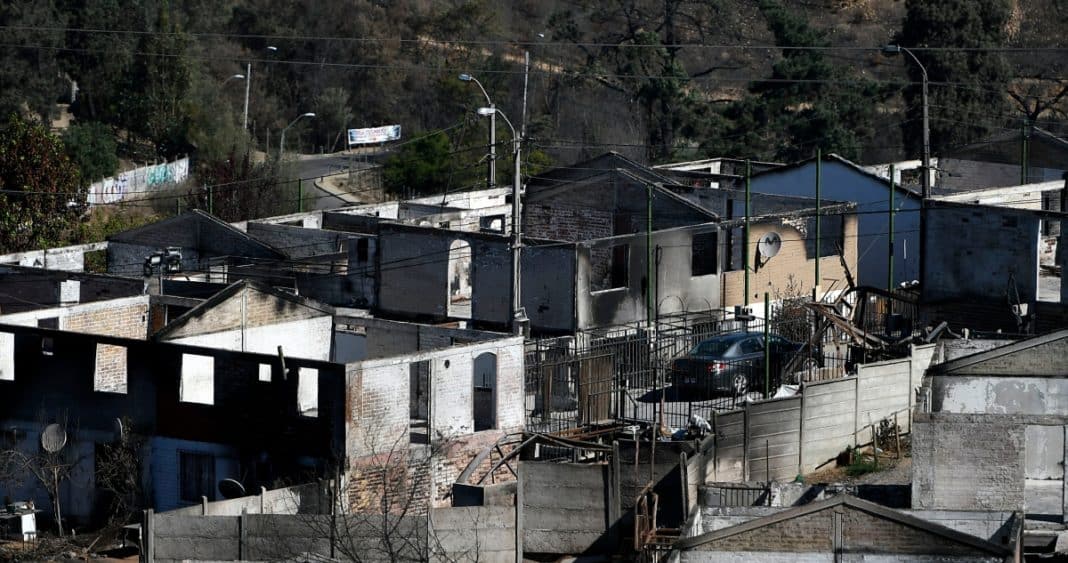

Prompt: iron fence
xmin=524 ymin=303 xmax=863 ymax=434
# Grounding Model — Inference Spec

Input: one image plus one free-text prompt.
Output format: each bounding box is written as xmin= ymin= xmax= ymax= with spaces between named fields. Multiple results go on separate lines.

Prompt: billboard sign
xmin=347 ymin=124 xmax=401 ymax=145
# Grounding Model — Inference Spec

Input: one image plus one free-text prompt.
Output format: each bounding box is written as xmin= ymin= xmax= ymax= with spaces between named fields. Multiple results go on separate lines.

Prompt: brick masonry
xmin=722 ymin=215 xmax=858 ymax=308
xmin=56 ymin=298 xmax=148 ymax=392
xmin=691 ymin=505 xmax=998 ymax=558
xmin=344 ymin=337 xmax=524 ymax=512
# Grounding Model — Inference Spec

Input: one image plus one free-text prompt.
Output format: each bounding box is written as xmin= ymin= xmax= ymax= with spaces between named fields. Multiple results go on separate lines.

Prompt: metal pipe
xmin=888 ymin=164 xmax=895 ymax=293
xmin=243 ymin=62 xmax=251 ymax=130
xmin=815 ymin=149 xmax=822 ymax=291
xmin=744 ymin=160 xmax=751 ymax=308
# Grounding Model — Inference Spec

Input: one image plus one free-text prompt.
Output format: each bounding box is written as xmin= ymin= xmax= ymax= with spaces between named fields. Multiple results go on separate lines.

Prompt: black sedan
xmin=670 ymin=332 xmax=819 ymax=397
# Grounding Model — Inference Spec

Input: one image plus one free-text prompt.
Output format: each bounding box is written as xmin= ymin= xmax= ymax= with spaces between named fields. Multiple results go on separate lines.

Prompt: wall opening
xmin=297 ymin=367 xmax=319 ymax=417
xmin=479 ymin=215 xmax=506 ymax=233
xmin=355 ymin=238 xmax=370 ymax=262
xmin=179 ymin=451 xmax=215 ymax=503
xmin=93 ymin=343 xmax=128 ymax=393
xmin=410 ymin=360 xmax=430 ymax=444
xmin=591 ymin=244 xmax=629 ymax=292
xmin=691 ymin=232 xmax=718 ymax=277
xmin=0 ymin=332 xmax=13 ymax=381
xmin=473 ymin=352 xmax=498 ymax=431
xmin=447 ymin=240 xmax=472 ymax=319
xmin=180 ymin=353 xmax=215 ymax=404
xmin=258 ymin=363 xmax=272 ymax=382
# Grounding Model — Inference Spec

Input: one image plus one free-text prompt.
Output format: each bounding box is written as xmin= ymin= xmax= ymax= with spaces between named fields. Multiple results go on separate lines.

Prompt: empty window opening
xmin=691 ymin=232 xmax=718 ymax=277
xmin=356 ymin=238 xmax=370 ymax=262
xmin=93 ymin=343 xmax=128 ymax=393
xmin=447 ymin=240 xmax=472 ymax=319
xmin=37 ymin=318 xmax=57 ymax=356
xmin=0 ymin=332 xmax=13 ymax=381
xmin=480 ymin=215 xmax=506 ymax=233
xmin=258 ymin=363 xmax=272 ymax=382
xmin=298 ymin=367 xmax=319 ymax=417
xmin=473 ymin=352 xmax=498 ymax=431
xmin=410 ymin=360 xmax=430 ymax=444
xmin=179 ymin=451 xmax=215 ymax=503
xmin=180 ymin=354 xmax=215 ymax=405
xmin=591 ymin=244 xmax=629 ymax=292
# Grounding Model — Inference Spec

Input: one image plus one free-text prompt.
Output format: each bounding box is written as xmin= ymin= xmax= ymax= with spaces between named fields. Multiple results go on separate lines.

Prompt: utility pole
xmin=243 ymin=62 xmax=251 ymax=130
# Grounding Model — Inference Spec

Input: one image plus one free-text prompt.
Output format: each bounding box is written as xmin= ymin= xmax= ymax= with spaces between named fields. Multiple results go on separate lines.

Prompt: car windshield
xmin=690 ymin=339 xmax=733 ymax=357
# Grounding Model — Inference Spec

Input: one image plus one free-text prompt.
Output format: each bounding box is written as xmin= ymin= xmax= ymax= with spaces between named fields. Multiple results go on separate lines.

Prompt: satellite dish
xmin=218 ymin=478 xmax=247 ymax=500
xmin=40 ymin=424 xmax=67 ymax=453
xmin=757 ymin=231 xmax=783 ymax=259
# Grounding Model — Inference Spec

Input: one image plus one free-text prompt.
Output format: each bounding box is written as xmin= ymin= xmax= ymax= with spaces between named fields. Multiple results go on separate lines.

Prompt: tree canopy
xmin=0 ymin=115 xmax=85 ymax=252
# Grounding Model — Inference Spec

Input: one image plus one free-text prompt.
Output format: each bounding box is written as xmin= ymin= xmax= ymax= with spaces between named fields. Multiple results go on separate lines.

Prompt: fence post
xmin=143 ymin=509 xmax=154 ymax=563
xmin=260 ymin=486 xmax=266 ymax=513
xmin=201 ymin=495 xmax=208 ymax=515
xmin=239 ymin=509 xmax=247 ymax=560
xmin=764 ymin=292 xmax=770 ymax=398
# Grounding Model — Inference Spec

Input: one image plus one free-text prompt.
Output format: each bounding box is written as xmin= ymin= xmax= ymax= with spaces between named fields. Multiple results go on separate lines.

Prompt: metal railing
xmin=524 ymin=303 xmax=870 ymax=434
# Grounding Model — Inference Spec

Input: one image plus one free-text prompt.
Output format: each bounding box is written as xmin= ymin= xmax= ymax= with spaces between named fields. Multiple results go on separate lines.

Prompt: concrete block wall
xmin=712 ymin=355 xmax=918 ymax=481
xmin=912 ymin=414 xmax=1026 ymax=511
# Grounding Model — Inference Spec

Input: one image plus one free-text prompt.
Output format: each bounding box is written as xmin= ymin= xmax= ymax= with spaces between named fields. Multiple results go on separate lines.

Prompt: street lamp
xmin=280 ymin=112 xmax=316 ymax=161
xmin=222 ymin=73 xmax=245 ymax=86
xmin=460 ymin=73 xmax=496 ymax=189
xmin=243 ymin=46 xmax=278 ymax=131
xmin=477 ymin=106 xmax=526 ymax=334
xmin=884 ymin=44 xmax=931 ymax=199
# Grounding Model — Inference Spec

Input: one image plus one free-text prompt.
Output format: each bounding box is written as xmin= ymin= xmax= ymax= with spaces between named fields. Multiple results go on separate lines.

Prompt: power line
xmin=4 ymin=25 xmax=1068 ymax=53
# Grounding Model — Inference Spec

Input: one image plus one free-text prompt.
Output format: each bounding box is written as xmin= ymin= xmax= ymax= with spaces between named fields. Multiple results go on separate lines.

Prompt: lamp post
xmin=243 ymin=45 xmax=277 ymax=131
xmin=478 ymin=106 xmax=525 ymax=334
xmin=280 ymin=112 xmax=316 ymax=161
xmin=884 ymin=44 xmax=931 ymax=199
xmin=460 ymin=73 xmax=496 ymax=189
xmin=222 ymin=73 xmax=245 ymax=87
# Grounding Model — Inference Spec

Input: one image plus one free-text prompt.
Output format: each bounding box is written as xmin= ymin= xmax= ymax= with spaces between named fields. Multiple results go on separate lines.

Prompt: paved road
xmin=291 ymin=154 xmax=379 ymax=211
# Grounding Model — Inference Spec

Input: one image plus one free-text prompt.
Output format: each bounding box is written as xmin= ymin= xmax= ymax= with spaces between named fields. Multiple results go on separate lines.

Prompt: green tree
xmin=383 ymin=132 xmax=455 ymax=196
xmin=62 ymin=121 xmax=118 ymax=183
xmin=58 ymin=0 xmax=142 ymax=124
xmin=120 ymin=6 xmax=193 ymax=157
xmin=548 ymin=0 xmax=723 ymax=162
xmin=706 ymin=0 xmax=888 ymax=161
xmin=0 ymin=1 xmax=67 ymax=122
xmin=897 ymin=0 xmax=1012 ymax=155
xmin=0 ymin=115 xmax=86 ymax=252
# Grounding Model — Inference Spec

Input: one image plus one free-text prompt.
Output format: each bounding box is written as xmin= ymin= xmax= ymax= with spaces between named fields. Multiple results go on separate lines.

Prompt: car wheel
xmin=732 ymin=373 xmax=749 ymax=397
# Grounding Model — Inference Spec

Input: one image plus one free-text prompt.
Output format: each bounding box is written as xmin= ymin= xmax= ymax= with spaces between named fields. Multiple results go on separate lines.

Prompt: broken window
xmin=591 ymin=244 xmax=629 ymax=292
xmin=179 ymin=451 xmax=215 ymax=503
xmin=180 ymin=354 xmax=215 ymax=405
xmin=410 ymin=360 xmax=430 ymax=444
xmin=473 ymin=352 xmax=497 ymax=431
xmin=691 ymin=232 xmax=718 ymax=277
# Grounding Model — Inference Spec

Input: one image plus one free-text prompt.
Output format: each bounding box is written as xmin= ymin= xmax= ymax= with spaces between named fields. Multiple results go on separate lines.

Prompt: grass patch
xmin=844 ymin=458 xmax=880 ymax=477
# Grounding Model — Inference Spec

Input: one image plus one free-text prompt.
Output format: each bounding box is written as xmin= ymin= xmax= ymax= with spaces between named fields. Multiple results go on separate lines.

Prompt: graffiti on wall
xmin=87 ymin=157 xmax=190 ymax=206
